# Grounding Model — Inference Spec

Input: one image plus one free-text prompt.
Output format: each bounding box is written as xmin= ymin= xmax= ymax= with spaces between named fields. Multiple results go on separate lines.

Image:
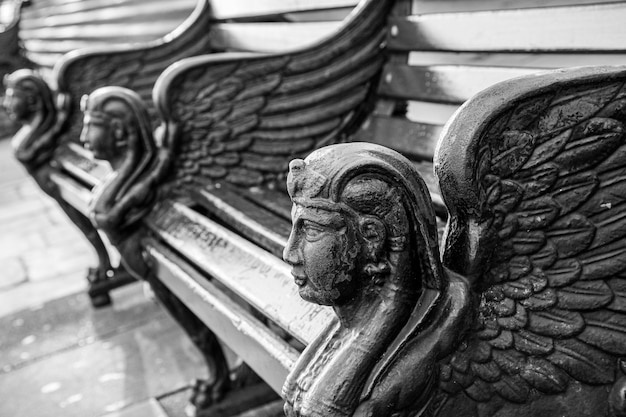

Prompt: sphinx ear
xmin=111 ymin=119 xmax=124 ymax=140
xmin=358 ymin=216 xmax=386 ymax=261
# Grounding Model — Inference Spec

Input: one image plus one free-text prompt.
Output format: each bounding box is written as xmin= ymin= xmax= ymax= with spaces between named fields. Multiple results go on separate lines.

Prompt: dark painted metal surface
xmin=282 ymin=67 xmax=626 ymax=416
xmin=3 ymin=70 xmax=132 ymax=307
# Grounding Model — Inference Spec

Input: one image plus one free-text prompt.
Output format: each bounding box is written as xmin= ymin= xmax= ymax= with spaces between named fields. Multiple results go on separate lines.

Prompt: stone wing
xmin=54 ymin=0 xmax=213 ymax=140
xmin=436 ymin=66 xmax=626 ymax=404
xmin=154 ymin=0 xmax=390 ymax=191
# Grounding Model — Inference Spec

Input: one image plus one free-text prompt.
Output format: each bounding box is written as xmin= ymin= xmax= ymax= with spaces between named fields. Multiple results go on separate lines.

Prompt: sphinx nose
xmin=282 ymin=232 xmax=301 ymax=266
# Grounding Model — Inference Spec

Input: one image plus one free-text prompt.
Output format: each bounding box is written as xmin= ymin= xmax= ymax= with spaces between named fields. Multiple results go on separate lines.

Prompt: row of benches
xmin=7 ymin=0 xmax=626 ymax=415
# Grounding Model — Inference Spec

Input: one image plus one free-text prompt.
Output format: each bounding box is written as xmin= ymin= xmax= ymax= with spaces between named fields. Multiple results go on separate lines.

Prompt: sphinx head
xmin=80 ymin=86 xmax=153 ymax=165
xmin=283 ymin=142 xmax=445 ymax=307
xmin=3 ymin=69 xmax=53 ymax=123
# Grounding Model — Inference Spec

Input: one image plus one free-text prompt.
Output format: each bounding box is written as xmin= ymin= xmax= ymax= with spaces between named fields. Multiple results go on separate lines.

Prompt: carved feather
xmin=437 ymin=68 xmax=626 ymax=406
xmin=54 ymin=1 xmax=214 ymax=141
xmin=155 ymin=0 xmax=391 ymax=191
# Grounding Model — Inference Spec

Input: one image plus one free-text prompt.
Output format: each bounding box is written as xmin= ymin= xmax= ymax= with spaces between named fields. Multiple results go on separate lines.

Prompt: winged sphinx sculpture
xmin=3 ymin=70 xmax=135 ymax=307
xmin=282 ymin=66 xmax=626 ymax=417
xmin=1 ymin=1 xmax=213 ymax=306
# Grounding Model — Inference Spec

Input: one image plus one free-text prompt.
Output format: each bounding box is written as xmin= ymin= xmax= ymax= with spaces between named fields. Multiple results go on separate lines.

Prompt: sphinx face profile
xmin=4 ymin=85 xmax=31 ymax=122
xmin=81 ymin=114 xmax=115 ymax=161
xmin=80 ymin=93 xmax=133 ymax=162
xmin=283 ymin=204 xmax=361 ymax=306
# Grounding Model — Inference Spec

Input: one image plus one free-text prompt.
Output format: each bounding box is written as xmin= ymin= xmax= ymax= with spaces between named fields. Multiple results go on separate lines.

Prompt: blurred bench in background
xmin=6 ymin=0 xmax=357 ymax=308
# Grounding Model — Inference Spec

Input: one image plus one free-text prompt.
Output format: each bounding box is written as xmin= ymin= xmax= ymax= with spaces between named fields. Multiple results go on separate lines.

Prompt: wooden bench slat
xmin=379 ymin=63 xmax=540 ymax=104
xmin=22 ymin=21 xmax=191 ymax=42
xmin=209 ymin=22 xmax=344 ymax=52
xmin=21 ymin=0 xmax=193 ymax=19
xmin=407 ymin=51 xmax=626 ymax=69
xmin=56 ymin=144 xmax=110 ymax=188
xmin=49 ymin=172 xmax=92 ymax=216
xmin=209 ymin=0 xmax=357 ymax=19
xmin=146 ymin=242 xmax=300 ymax=394
xmin=411 ymin=0 xmax=626 ymax=14
xmin=358 ymin=115 xmax=441 ymax=161
xmin=21 ymin=3 xmax=193 ymax=29
xmin=406 ymin=101 xmax=458 ymax=125
xmin=145 ymin=202 xmax=334 ymax=347
xmin=282 ymin=8 xmax=353 ymax=22
xmin=191 ymin=185 xmax=290 ymax=258
xmin=390 ymin=3 xmax=626 ymax=52
xmin=243 ymin=188 xmax=293 ymax=222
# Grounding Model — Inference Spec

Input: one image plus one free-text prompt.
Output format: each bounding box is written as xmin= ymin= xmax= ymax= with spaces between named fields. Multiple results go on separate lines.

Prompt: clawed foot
xmin=86 ymin=266 xmax=136 ymax=308
xmin=230 ymin=362 xmax=261 ymax=390
xmin=87 ymin=267 xmax=112 ymax=307
xmin=86 ymin=266 xmax=109 ymax=284
xmin=186 ymin=377 xmax=230 ymax=416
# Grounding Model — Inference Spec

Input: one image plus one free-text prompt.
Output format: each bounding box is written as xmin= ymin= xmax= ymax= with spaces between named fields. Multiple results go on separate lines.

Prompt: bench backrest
xmin=32 ymin=0 xmax=362 ymax=148
xmin=358 ymin=0 xmax=626 ymax=214
xmin=21 ymin=0 xmax=358 ymax=74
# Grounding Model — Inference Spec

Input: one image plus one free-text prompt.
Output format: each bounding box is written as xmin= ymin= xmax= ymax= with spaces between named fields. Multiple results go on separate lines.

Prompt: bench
xmin=4 ymin=0 xmax=200 ymax=306
xmin=22 ymin=0 xmax=626 ymax=415
xmin=6 ymin=0 xmax=358 ymax=307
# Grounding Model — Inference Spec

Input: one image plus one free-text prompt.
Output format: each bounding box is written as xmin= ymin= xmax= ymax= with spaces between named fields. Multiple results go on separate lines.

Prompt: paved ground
xmin=0 ymin=137 xmax=206 ymax=417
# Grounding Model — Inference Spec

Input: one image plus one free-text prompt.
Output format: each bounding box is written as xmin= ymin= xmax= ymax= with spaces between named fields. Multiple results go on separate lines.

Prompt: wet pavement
xmin=0 ymin=137 xmax=206 ymax=416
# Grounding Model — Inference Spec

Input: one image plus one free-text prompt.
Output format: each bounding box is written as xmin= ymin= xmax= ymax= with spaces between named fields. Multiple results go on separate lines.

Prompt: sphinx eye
xmin=302 ymin=220 xmax=326 ymax=242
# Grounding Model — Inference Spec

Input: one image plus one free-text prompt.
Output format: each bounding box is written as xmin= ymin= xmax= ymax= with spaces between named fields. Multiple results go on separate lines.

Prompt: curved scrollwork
xmin=4 ymin=69 xmax=66 ymax=170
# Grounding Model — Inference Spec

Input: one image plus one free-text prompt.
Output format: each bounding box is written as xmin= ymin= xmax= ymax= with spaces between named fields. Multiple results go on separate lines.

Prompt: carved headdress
xmin=4 ymin=69 xmax=61 ymax=168
xmin=287 ymin=142 xmax=446 ymax=294
xmin=4 ymin=69 xmax=55 ymax=111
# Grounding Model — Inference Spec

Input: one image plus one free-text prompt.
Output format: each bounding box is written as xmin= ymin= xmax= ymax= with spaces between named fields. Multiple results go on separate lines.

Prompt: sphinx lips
xmin=291 ymin=272 xmax=307 ymax=287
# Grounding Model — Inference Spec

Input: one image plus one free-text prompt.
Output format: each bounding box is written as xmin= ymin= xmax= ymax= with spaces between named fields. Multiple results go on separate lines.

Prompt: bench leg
xmin=55 ymin=199 xmax=135 ymax=307
xmin=147 ymin=279 xmax=231 ymax=413
xmin=24 ymin=165 xmax=135 ymax=307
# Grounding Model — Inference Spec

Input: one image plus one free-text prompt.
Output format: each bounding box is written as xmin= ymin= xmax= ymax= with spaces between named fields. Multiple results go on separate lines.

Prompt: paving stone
xmin=101 ymin=398 xmax=169 ymax=417
xmin=15 ymin=178 xmax=44 ymax=199
xmin=0 ymin=303 xmax=206 ymax=417
xmin=0 ymin=181 xmax=21 ymax=205
xmin=0 ymin=268 xmax=88 ymax=317
xmin=41 ymin=223 xmax=89 ymax=247
xmin=0 ymin=196 xmax=53 ymax=223
xmin=0 ymin=282 xmax=160 ymax=372
xmin=0 ymin=256 xmax=27 ymax=289
xmin=22 ymin=242 xmax=95 ymax=282
xmin=0 ymin=231 xmax=48 ymax=259
xmin=0 ymin=206 xmax=57 ymax=234
xmin=0 ymin=139 xmax=26 ymax=186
